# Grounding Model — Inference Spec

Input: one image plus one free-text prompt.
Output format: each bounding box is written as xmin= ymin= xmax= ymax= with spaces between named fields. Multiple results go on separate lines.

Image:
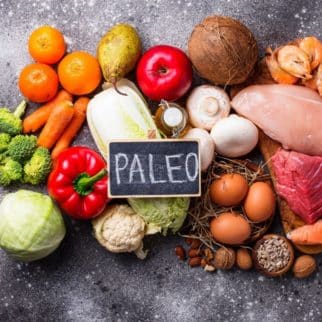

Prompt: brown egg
xmin=210 ymin=173 xmax=248 ymax=206
xmin=244 ymin=182 xmax=276 ymax=222
xmin=210 ymin=212 xmax=251 ymax=245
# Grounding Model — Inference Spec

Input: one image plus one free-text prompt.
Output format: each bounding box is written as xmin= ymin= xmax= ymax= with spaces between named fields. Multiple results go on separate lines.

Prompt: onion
xmin=187 ymin=85 xmax=230 ymax=130
xmin=183 ymin=128 xmax=215 ymax=171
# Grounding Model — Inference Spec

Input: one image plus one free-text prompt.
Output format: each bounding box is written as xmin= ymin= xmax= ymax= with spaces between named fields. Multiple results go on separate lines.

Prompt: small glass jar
xmin=154 ymin=100 xmax=189 ymax=138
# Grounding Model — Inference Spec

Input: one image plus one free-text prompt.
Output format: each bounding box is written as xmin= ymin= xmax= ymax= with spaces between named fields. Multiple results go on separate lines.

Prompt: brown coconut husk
xmin=188 ymin=16 xmax=258 ymax=86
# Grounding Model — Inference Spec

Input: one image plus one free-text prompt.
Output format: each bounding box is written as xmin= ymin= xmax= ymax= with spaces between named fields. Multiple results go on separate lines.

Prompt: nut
xmin=201 ymin=258 xmax=207 ymax=268
xmin=188 ymin=257 xmax=202 ymax=267
xmin=204 ymin=248 xmax=214 ymax=261
xmin=188 ymin=248 xmax=201 ymax=258
xmin=293 ymin=255 xmax=317 ymax=279
xmin=204 ymin=264 xmax=216 ymax=272
xmin=236 ymin=248 xmax=253 ymax=270
xmin=190 ymin=239 xmax=202 ymax=249
xmin=185 ymin=237 xmax=193 ymax=245
xmin=175 ymin=246 xmax=186 ymax=261
xmin=214 ymin=247 xmax=235 ymax=270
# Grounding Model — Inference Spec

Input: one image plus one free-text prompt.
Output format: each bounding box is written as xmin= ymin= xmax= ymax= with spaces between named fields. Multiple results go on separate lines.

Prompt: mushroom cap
xmin=210 ymin=114 xmax=259 ymax=157
xmin=187 ymin=85 xmax=231 ymax=130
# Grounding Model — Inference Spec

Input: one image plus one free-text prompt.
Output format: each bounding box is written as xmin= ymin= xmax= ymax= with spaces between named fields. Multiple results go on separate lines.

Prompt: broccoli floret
xmin=23 ymin=147 xmax=52 ymax=185
xmin=0 ymin=133 xmax=11 ymax=152
xmin=1 ymin=158 xmax=23 ymax=181
xmin=0 ymin=100 xmax=27 ymax=136
xmin=7 ymin=134 xmax=37 ymax=163
xmin=0 ymin=169 xmax=11 ymax=186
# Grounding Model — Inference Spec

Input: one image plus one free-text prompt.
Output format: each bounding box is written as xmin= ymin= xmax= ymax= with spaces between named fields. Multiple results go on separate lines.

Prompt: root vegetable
xmin=188 ymin=16 xmax=258 ymax=85
xmin=186 ymin=85 xmax=230 ymax=130
xmin=183 ymin=128 xmax=215 ymax=171
xmin=210 ymin=115 xmax=258 ymax=157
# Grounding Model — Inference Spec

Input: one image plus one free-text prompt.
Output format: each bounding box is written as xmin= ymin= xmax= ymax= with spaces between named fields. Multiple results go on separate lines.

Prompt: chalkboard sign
xmin=108 ymin=139 xmax=201 ymax=198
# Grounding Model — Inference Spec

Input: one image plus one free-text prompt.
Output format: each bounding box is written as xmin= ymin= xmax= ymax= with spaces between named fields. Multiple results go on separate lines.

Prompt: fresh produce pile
xmin=0 ymin=16 xmax=321 ymax=280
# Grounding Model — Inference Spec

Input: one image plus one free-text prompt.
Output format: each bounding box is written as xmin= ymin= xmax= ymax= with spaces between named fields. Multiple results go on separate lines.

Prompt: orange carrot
xmin=51 ymin=97 xmax=89 ymax=159
xmin=37 ymin=100 xmax=74 ymax=149
xmin=287 ymin=220 xmax=322 ymax=245
xmin=23 ymin=90 xmax=72 ymax=133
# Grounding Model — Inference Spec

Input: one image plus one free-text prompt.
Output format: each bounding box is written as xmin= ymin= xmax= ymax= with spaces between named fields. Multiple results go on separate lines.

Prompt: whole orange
xmin=58 ymin=51 xmax=102 ymax=95
xmin=19 ymin=63 xmax=59 ymax=103
xmin=28 ymin=25 xmax=66 ymax=64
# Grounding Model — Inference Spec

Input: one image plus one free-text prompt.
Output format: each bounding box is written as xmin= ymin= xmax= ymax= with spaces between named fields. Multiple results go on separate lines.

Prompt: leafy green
xmin=128 ymin=197 xmax=190 ymax=235
xmin=0 ymin=190 xmax=66 ymax=262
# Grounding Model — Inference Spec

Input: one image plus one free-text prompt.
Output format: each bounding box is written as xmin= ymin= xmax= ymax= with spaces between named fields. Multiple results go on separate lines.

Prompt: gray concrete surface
xmin=0 ymin=0 xmax=321 ymax=321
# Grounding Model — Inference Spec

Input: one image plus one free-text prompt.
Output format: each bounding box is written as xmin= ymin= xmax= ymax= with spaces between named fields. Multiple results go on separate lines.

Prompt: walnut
xmin=236 ymin=248 xmax=253 ymax=270
xmin=214 ymin=247 xmax=235 ymax=270
xmin=293 ymin=255 xmax=317 ymax=279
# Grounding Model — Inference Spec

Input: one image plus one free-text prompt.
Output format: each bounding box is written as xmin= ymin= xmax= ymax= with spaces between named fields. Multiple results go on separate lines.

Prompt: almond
xmin=189 ymin=257 xmax=202 ymax=267
xmin=175 ymin=246 xmax=186 ymax=261
xmin=188 ymin=248 xmax=201 ymax=258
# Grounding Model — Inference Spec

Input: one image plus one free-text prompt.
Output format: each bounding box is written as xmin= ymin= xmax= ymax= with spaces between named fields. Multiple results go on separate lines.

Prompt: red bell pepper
xmin=47 ymin=146 xmax=109 ymax=220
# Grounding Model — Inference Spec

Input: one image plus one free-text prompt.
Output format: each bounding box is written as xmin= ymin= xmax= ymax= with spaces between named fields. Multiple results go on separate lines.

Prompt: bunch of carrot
xmin=23 ymin=90 xmax=89 ymax=159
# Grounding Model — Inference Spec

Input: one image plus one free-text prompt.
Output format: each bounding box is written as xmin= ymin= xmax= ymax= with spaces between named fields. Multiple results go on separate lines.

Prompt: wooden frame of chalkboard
xmin=107 ymin=139 xmax=201 ymax=198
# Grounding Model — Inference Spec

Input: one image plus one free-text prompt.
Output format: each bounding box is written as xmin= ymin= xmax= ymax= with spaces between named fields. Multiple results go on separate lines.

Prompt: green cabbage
xmin=128 ymin=197 xmax=190 ymax=235
xmin=0 ymin=190 xmax=66 ymax=262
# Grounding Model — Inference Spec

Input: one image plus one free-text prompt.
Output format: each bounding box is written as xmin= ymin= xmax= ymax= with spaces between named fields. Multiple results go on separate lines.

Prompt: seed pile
xmin=256 ymin=236 xmax=290 ymax=272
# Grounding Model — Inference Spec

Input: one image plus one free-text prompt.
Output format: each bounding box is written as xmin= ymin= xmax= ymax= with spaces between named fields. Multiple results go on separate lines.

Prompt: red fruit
xmin=136 ymin=45 xmax=193 ymax=101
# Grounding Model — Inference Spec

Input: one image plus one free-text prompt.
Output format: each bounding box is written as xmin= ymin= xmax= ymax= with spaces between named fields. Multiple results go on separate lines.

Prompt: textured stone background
xmin=0 ymin=0 xmax=321 ymax=321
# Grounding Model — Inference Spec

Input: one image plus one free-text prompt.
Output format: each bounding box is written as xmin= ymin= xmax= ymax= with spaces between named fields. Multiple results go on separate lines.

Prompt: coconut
xmin=188 ymin=16 xmax=258 ymax=85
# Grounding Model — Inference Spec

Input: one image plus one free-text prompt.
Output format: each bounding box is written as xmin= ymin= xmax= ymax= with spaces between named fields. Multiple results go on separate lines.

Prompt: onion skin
xmin=183 ymin=128 xmax=215 ymax=171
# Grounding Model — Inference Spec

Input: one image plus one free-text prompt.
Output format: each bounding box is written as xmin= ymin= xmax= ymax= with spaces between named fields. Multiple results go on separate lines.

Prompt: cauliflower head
xmin=92 ymin=204 xmax=146 ymax=259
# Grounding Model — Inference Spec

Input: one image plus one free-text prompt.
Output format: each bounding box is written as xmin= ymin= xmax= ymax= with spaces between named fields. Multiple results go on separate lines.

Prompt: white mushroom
xmin=210 ymin=115 xmax=259 ymax=157
xmin=187 ymin=85 xmax=230 ymax=130
xmin=183 ymin=128 xmax=215 ymax=171
xmin=92 ymin=204 xmax=147 ymax=259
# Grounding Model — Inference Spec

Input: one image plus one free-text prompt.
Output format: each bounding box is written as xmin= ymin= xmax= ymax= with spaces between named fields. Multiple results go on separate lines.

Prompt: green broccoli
xmin=23 ymin=147 xmax=52 ymax=185
xmin=1 ymin=158 xmax=23 ymax=181
xmin=0 ymin=100 xmax=27 ymax=136
xmin=0 ymin=170 xmax=11 ymax=186
xmin=7 ymin=134 xmax=37 ymax=163
xmin=0 ymin=133 xmax=11 ymax=152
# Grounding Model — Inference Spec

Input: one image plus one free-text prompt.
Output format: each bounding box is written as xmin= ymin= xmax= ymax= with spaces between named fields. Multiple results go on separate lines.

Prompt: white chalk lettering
xmin=149 ymin=154 xmax=166 ymax=184
xmin=115 ymin=153 xmax=129 ymax=185
xmin=165 ymin=154 xmax=186 ymax=183
xmin=129 ymin=154 xmax=146 ymax=183
xmin=185 ymin=152 xmax=198 ymax=182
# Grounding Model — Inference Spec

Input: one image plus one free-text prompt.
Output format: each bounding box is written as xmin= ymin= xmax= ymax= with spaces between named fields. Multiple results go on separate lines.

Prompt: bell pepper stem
xmin=74 ymin=169 xmax=107 ymax=196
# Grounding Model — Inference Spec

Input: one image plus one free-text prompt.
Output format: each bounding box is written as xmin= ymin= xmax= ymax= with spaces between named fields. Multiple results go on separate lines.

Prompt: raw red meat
xmin=271 ymin=149 xmax=322 ymax=224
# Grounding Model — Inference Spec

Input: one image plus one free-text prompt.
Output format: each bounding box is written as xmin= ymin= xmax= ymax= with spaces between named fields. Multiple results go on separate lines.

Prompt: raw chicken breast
xmin=231 ymin=85 xmax=322 ymax=156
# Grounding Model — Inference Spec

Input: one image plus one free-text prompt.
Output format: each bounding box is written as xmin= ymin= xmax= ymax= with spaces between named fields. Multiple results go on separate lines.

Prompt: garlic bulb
xmin=187 ymin=85 xmax=230 ymax=130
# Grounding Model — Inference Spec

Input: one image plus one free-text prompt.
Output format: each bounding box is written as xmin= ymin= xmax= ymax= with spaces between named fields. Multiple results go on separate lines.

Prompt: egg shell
xmin=244 ymin=182 xmax=276 ymax=222
xmin=210 ymin=173 xmax=248 ymax=206
xmin=210 ymin=212 xmax=251 ymax=245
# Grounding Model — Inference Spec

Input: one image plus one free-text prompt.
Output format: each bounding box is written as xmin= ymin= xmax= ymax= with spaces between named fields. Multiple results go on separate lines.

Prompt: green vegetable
xmin=0 ymin=133 xmax=11 ymax=152
xmin=0 ymin=170 xmax=11 ymax=186
xmin=0 ymin=190 xmax=66 ymax=262
xmin=87 ymin=79 xmax=190 ymax=235
xmin=128 ymin=197 xmax=190 ymax=235
xmin=23 ymin=147 xmax=52 ymax=185
xmin=7 ymin=134 xmax=37 ymax=162
xmin=97 ymin=24 xmax=141 ymax=87
xmin=0 ymin=158 xmax=23 ymax=181
xmin=0 ymin=100 xmax=26 ymax=136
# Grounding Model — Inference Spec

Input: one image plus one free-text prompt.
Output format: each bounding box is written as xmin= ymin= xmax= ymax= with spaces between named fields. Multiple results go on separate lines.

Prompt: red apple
xmin=136 ymin=45 xmax=193 ymax=101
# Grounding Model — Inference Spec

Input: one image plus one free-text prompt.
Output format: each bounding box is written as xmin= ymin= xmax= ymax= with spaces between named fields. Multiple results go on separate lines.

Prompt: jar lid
xmin=163 ymin=107 xmax=184 ymax=127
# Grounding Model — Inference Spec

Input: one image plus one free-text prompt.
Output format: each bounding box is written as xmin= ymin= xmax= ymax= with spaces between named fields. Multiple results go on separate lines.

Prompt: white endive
xmin=87 ymin=78 xmax=160 ymax=157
